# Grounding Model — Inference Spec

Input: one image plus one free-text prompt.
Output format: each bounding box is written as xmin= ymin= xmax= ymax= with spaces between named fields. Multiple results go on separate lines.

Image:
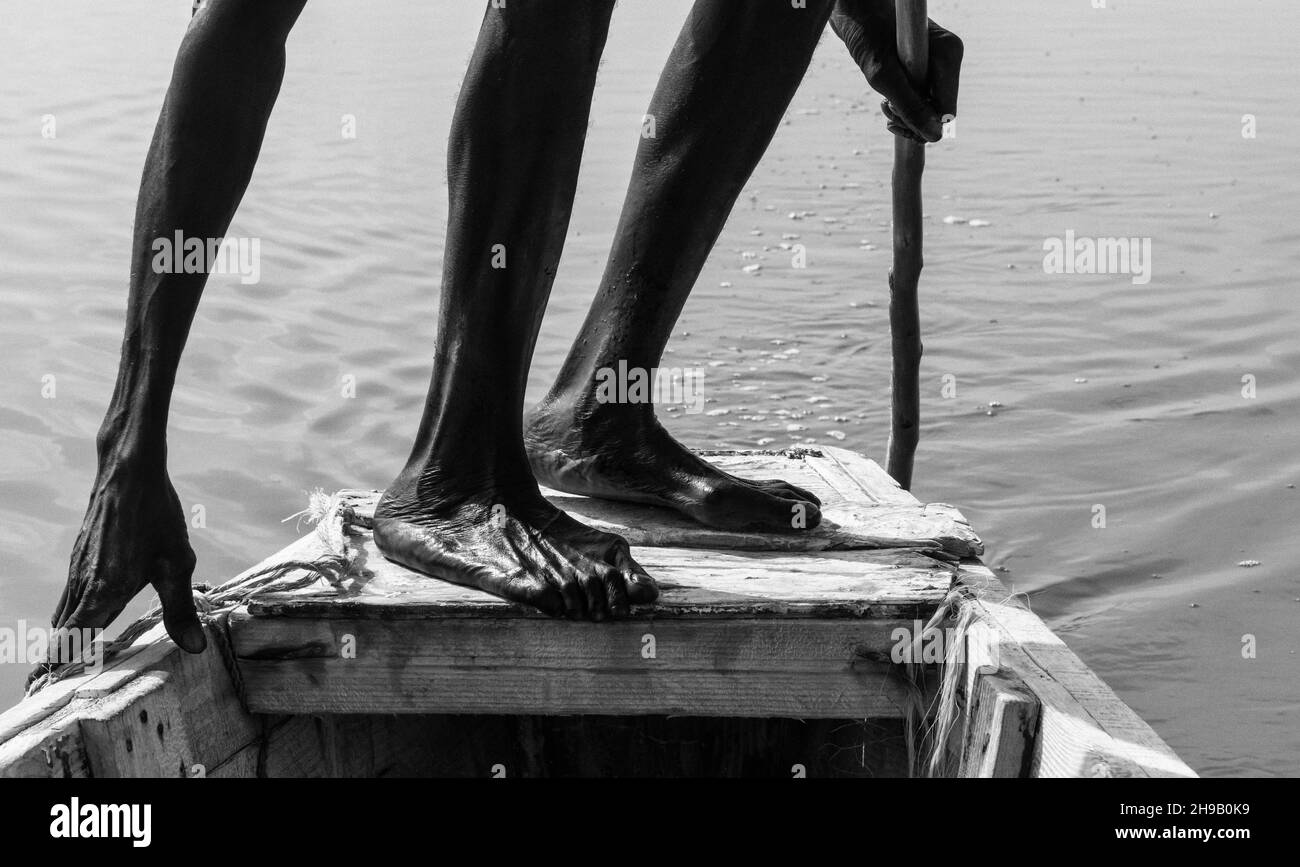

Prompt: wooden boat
xmin=0 ymin=447 xmax=1196 ymax=778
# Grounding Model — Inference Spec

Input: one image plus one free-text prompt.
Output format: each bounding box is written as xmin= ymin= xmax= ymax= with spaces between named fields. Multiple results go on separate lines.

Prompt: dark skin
xmin=524 ymin=0 xmax=963 ymax=532
xmin=55 ymin=0 xmax=962 ymax=646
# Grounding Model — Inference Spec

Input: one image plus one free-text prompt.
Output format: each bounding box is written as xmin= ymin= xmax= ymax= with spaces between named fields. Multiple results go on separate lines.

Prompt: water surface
xmin=1 ymin=0 xmax=1296 ymax=775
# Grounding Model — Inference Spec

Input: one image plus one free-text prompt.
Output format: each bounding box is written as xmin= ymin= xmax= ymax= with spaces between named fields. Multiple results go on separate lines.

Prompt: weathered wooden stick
xmin=886 ymin=0 xmax=928 ymax=490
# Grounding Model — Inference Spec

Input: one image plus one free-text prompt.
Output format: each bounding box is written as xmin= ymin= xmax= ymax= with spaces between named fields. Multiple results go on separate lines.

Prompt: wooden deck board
xmin=342 ymin=448 xmax=983 ymax=558
xmin=231 ymin=449 xmax=958 ymax=718
xmin=955 ymin=563 xmax=1197 ymax=777
xmin=0 ymin=447 xmax=1198 ymax=777
xmin=231 ymin=611 xmax=931 ymax=718
xmin=247 ymin=537 xmax=955 ymax=620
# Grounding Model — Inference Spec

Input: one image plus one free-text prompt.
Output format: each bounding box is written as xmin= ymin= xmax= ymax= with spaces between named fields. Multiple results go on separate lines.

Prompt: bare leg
xmin=526 ymin=0 xmax=832 ymax=533
xmin=372 ymin=0 xmax=656 ymax=621
xmin=54 ymin=0 xmax=307 ymax=652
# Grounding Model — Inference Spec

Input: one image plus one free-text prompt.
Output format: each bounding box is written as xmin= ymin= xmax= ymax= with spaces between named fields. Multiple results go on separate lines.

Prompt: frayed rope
xmin=898 ymin=582 xmax=1036 ymax=777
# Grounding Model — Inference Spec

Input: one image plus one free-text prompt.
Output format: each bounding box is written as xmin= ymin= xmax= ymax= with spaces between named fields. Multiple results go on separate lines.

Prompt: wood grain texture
xmin=247 ymin=536 xmax=954 ymax=620
xmin=232 ymin=448 xmax=964 ymax=718
xmin=0 ymin=535 xmax=333 ymax=777
xmin=1 ymin=447 xmax=1196 ymax=778
xmin=341 ymin=449 xmax=982 ymax=557
xmin=0 ymin=716 xmax=88 ymax=778
xmin=959 ymin=672 xmax=1038 ymax=778
xmin=234 ymin=658 xmax=922 ymax=719
xmin=80 ymin=671 xmax=193 ymax=778
xmin=956 ymin=563 xmax=1197 ymax=778
xmin=231 ymin=613 xmax=931 ymax=718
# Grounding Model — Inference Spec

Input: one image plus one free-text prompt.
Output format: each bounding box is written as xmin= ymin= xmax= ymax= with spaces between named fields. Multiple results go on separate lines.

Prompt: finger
xmin=869 ymin=57 xmax=943 ymax=142
xmin=60 ymin=586 xmax=132 ymax=636
xmin=51 ymin=572 xmax=81 ymax=630
xmin=927 ymin=23 xmax=963 ymax=123
xmin=882 ymin=101 xmax=928 ymax=144
xmin=59 ymin=557 xmax=146 ymax=632
xmin=54 ymin=540 xmax=96 ymax=628
xmin=152 ymin=553 xmax=206 ymax=654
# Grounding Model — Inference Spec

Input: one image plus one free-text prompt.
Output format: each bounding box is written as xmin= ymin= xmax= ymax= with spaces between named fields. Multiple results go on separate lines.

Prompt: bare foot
xmin=373 ymin=468 xmax=658 ymax=621
xmin=524 ymin=398 xmax=822 ymax=533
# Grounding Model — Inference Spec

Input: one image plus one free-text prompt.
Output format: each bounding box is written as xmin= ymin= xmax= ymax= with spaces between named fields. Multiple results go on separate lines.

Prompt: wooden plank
xmin=260 ymin=715 xmax=331 ymax=777
xmin=200 ymin=716 xmax=330 ymax=778
xmin=0 ymin=635 xmax=162 ymax=743
xmin=233 ymin=447 xmax=954 ymax=721
xmin=1 ymin=446 xmax=1194 ymax=778
xmin=0 ymin=718 xmax=89 ymax=778
xmin=79 ymin=671 xmax=193 ymax=778
xmin=813 ymin=448 xmax=982 ymax=556
xmin=340 ymin=449 xmax=981 ymax=557
xmin=235 ymin=660 xmax=924 ymax=719
xmin=0 ymin=630 xmax=181 ymax=775
xmin=0 ymin=531 xmax=334 ymax=778
xmin=321 ymin=715 xmax=461 ymax=778
xmin=73 ymin=628 xmax=177 ymax=698
xmin=0 ymin=686 xmax=76 ymax=745
xmin=815 ymin=445 xmax=921 ymax=506
xmin=1 ymin=625 xmax=259 ymax=780
xmin=957 ymin=564 xmax=1196 ymax=778
xmin=247 ymin=536 xmax=953 ymax=621
xmin=233 ymin=615 xmax=908 ymax=669
xmin=205 ymin=741 xmax=260 ymax=779
xmin=230 ymin=611 xmax=928 ymax=718
xmin=959 ymin=672 xmax=1038 ymax=777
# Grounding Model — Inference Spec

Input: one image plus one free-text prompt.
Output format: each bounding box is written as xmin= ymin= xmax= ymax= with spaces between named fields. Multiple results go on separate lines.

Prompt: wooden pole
xmin=886 ymin=0 xmax=928 ymax=490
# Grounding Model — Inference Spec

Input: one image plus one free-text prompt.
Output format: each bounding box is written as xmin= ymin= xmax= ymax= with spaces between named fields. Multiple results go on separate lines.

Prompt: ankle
xmin=534 ymin=385 xmax=658 ymax=433
xmin=385 ymin=453 xmax=536 ymax=507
